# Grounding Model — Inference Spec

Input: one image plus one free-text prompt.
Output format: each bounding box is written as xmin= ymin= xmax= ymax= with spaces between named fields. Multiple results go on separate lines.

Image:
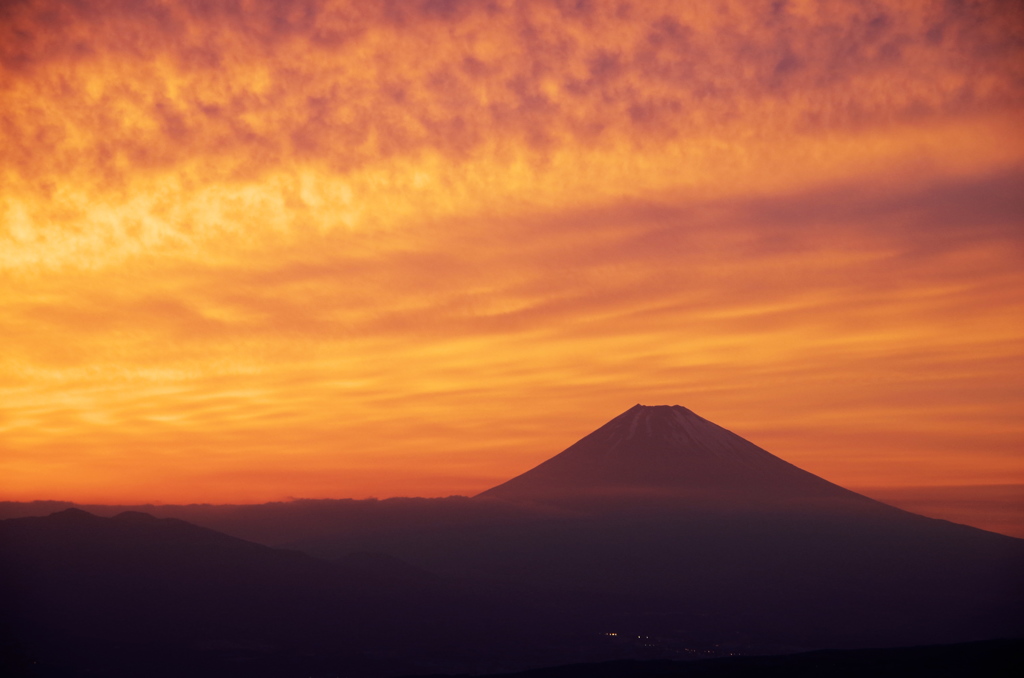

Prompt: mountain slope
xmin=479 ymin=404 xmax=890 ymax=512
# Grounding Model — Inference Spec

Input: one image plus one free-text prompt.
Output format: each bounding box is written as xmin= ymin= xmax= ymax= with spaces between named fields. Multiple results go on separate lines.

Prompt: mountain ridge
xmin=478 ymin=404 xmax=892 ymax=513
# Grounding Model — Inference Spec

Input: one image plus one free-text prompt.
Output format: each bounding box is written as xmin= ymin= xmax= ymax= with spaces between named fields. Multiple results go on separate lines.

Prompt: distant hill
xmin=0 ymin=509 xmax=560 ymax=677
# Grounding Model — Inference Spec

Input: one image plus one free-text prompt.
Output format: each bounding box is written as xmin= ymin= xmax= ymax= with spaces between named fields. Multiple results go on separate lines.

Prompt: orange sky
xmin=1 ymin=0 xmax=1023 ymax=507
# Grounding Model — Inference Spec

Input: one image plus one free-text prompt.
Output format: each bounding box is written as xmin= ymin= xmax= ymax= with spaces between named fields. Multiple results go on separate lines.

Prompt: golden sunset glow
xmin=2 ymin=0 xmax=1023 ymax=514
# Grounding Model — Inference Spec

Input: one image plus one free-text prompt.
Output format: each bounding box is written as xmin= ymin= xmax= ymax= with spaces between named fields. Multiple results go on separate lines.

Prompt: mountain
xmin=274 ymin=405 xmax=1024 ymax=654
xmin=464 ymin=405 xmax=1024 ymax=640
xmin=478 ymin=404 xmax=887 ymax=511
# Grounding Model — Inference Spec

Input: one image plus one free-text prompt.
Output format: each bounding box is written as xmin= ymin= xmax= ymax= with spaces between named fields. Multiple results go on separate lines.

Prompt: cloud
xmin=3 ymin=1 xmax=1022 ymax=263
xmin=3 ymin=164 xmax=1022 ymax=499
xmin=1 ymin=1 xmax=1022 ymax=502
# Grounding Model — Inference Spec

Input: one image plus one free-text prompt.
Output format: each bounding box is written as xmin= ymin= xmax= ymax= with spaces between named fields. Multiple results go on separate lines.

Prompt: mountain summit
xmin=479 ymin=404 xmax=881 ymax=510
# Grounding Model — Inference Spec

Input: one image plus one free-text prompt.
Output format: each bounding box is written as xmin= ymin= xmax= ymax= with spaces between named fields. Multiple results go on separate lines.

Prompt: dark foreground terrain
xmin=413 ymin=639 xmax=1024 ymax=678
xmin=4 ymin=500 xmax=1021 ymax=677
xmin=5 ymin=630 xmax=1021 ymax=678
